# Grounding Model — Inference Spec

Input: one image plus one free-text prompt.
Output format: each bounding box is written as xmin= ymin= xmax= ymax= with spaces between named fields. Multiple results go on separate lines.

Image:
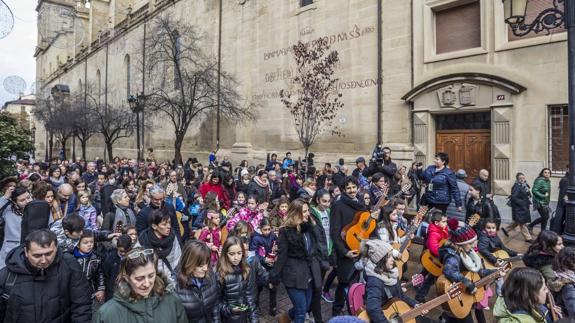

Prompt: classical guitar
xmin=480 ymin=249 xmax=523 ymax=270
xmin=436 ymin=262 xmax=511 ymax=319
xmin=343 ymin=183 xmax=411 ymax=251
xmin=393 ymin=206 xmax=429 ymax=278
xmin=358 ymin=280 xmax=462 ymax=323
xmin=420 ymin=214 xmax=481 ymax=277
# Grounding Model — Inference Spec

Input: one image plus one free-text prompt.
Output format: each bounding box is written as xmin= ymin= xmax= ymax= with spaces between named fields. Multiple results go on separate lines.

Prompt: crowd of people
xmin=0 ymin=145 xmax=573 ymax=323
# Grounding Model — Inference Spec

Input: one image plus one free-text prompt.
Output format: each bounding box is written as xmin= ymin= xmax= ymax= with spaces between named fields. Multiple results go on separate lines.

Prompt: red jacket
xmin=199 ymin=182 xmax=231 ymax=209
xmin=426 ymin=223 xmax=449 ymax=257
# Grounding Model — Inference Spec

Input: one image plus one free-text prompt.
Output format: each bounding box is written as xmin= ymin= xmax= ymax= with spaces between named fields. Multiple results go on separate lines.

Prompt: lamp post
xmin=503 ymin=0 xmax=575 ymax=244
xmin=128 ymin=93 xmax=145 ymax=161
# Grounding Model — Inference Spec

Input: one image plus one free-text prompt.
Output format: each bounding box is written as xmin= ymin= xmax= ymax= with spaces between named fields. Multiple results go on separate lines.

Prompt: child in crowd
xmin=73 ymin=230 xmax=105 ymax=308
xmin=477 ymin=218 xmax=521 ymax=296
xmin=493 ymin=267 xmax=556 ymax=323
xmin=187 ymin=194 xmax=203 ymax=224
xmin=123 ymin=225 xmax=140 ymax=248
xmin=552 ymin=247 xmax=575 ymax=317
xmin=362 ymin=239 xmax=424 ymax=322
xmin=415 ymin=210 xmax=449 ymax=303
xmin=198 ymin=209 xmax=222 ymax=265
xmin=249 ymin=218 xmax=278 ymax=316
xmin=226 ymin=195 xmax=265 ymax=233
xmin=217 ymin=236 xmax=258 ymax=323
xmin=230 ymin=220 xmax=251 ymax=240
xmin=50 ymin=213 xmax=119 ymax=253
xmin=376 ymin=206 xmax=409 ymax=245
xmin=193 ymin=191 xmax=219 ymax=229
xmin=523 ymin=230 xmax=565 ymax=286
xmin=102 ymin=234 xmax=133 ymax=301
xmin=76 ymin=190 xmax=98 ymax=230
xmin=268 ymin=196 xmax=289 ymax=235
xmin=227 ymin=191 xmax=247 ymax=218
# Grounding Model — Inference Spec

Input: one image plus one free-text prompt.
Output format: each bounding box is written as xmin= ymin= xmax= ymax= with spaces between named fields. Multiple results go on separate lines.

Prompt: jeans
xmin=286 ymin=285 xmax=313 ymax=323
xmin=529 ymin=204 xmax=550 ymax=231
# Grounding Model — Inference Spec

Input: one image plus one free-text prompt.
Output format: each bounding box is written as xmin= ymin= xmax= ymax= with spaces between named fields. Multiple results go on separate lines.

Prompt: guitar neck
xmin=401 ymin=293 xmax=451 ymax=321
xmin=475 ymin=271 xmax=501 ymax=289
xmin=398 ymin=225 xmax=417 ymax=253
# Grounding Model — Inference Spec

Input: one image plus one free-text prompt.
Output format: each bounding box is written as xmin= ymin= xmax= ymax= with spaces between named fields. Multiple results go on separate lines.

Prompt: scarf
xmin=254 ymin=176 xmax=269 ymax=188
xmin=73 ymin=248 xmax=93 ymax=259
xmin=11 ymin=201 xmax=24 ymax=216
xmin=557 ymin=269 xmax=575 ymax=284
xmin=459 ymin=249 xmax=483 ymax=273
xmin=143 ymin=229 xmax=175 ymax=259
xmin=364 ymin=260 xmax=399 ymax=286
xmin=340 ymin=192 xmax=367 ymax=211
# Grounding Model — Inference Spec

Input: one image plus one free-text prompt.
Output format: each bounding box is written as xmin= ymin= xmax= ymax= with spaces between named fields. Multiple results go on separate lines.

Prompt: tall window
xmin=508 ymin=0 xmax=565 ymax=41
xmin=435 ymin=1 xmax=481 ymax=54
xmin=548 ymin=105 xmax=569 ymax=173
xmin=301 ymin=0 xmax=313 ymax=7
xmin=124 ymin=55 xmax=131 ymax=99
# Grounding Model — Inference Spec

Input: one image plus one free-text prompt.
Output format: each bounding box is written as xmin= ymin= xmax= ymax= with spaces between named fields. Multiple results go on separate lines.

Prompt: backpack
xmin=347 ymin=282 xmax=366 ymax=315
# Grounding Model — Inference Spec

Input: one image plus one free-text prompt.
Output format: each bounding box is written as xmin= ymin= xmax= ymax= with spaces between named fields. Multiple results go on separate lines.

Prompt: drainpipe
xmin=216 ymin=0 xmax=222 ymax=152
xmin=376 ymin=0 xmax=382 ymax=145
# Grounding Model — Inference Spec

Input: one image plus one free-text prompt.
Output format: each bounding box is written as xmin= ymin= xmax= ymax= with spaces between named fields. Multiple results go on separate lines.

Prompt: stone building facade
xmin=35 ymin=0 xmax=568 ymax=195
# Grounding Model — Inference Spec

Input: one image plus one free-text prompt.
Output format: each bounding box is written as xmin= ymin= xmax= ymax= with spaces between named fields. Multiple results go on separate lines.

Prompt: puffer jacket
xmin=74 ymin=248 xmax=105 ymax=295
xmin=218 ymin=267 xmax=258 ymax=323
xmin=175 ymin=272 xmax=220 ymax=323
xmin=0 ymin=245 xmax=92 ymax=322
xmin=420 ymin=166 xmax=462 ymax=207
xmin=493 ymin=296 xmax=547 ymax=323
xmin=426 ymin=222 xmax=448 ymax=258
xmin=532 ymin=177 xmax=551 ymax=206
xmin=439 ymin=245 xmax=494 ymax=294
xmin=93 ymin=277 xmax=187 ymax=323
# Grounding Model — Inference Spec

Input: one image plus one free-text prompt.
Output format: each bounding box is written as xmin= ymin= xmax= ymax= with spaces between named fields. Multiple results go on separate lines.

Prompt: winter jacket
xmin=275 ymin=223 xmax=322 ymax=290
xmin=249 ymin=231 xmax=277 ymax=269
xmin=175 ymin=273 xmax=221 ymax=323
xmin=439 ymin=245 xmax=494 ymax=294
xmin=136 ymin=203 xmax=182 ymax=238
xmin=477 ymin=231 xmax=517 ymax=266
xmin=472 ymin=177 xmax=492 ymax=199
xmin=73 ymin=248 xmax=105 ymax=295
xmin=93 ymin=279 xmax=187 ymax=323
xmin=426 ymin=222 xmax=449 ymax=257
xmin=0 ymin=245 xmax=92 ymax=322
xmin=493 ymin=296 xmax=548 ymax=323
xmin=0 ymin=199 xmax=22 ymax=269
xmin=330 ymin=193 xmax=369 ymax=283
xmin=523 ymin=250 xmax=556 ymax=283
xmin=310 ymin=205 xmax=332 ymax=256
xmin=246 ymin=180 xmax=269 ymax=204
xmin=59 ymin=193 xmax=77 ymax=218
xmin=199 ymin=182 xmax=231 ymax=210
xmin=138 ymin=229 xmax=182 ymax=280
xmin=365 ymin=276 xmax=417 ymax=323
xmin=365 ymin=160 xmax=398 ymax=186
xmin=446 ymin=179 xmax=470 ymax=220
xmin=510 ymin=181 xmax=532 ymax=224
xmin=77 ymin=204 xmax=98 ymax=230
xmin=102 ymin=205 xmax=137 ymax=232
xmin=532 ymin=177 xmax=551 ymax=206
xmin=102 ymin=249 xmax=122 ymax=301
xmin=218 ymin=267 xmax=258 ymax=323
xmin=226 ymin=208 xmax=263 ymax=233
xmin=420 ymin=166 xmax=462 ymax=207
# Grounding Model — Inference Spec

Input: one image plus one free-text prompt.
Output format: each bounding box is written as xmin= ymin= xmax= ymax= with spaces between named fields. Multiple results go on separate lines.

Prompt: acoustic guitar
xmin=357 ymin=281 xmax=463 ymax=323
xmin=420 ymin=214 xmax=481 ymax=277
xmin=547 ymin=286 xmax=563 ymax=321
xmin=436 ymin=262 xmax=511 ymax=319
xmin=343 ymin=183 xmax=411 ymax=251
xmin=480 ymin=250 xmax=523 ymax=270
xmin=393 ymin=206 xmax=429 ymax=278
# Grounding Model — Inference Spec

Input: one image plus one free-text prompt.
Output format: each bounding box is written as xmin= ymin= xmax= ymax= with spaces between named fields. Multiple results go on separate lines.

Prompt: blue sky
xmin=0 ymin=0 xmax=37 ymax=105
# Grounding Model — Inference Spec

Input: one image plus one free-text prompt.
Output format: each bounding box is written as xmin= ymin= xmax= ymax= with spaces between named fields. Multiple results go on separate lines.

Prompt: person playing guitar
xmin=438 ymin=220 xmax=506 ymax=323
xmin=362 ymin=239 xmax=429 ymax=322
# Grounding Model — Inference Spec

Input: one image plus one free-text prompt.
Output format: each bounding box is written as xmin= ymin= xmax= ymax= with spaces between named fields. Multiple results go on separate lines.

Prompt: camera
xmin=372 ymin=144 xmax=385 ymax=165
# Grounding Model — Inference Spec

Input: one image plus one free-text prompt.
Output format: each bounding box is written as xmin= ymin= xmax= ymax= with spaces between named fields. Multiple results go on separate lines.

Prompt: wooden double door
xmin=436 ymin=129 xmax=490 ymax=183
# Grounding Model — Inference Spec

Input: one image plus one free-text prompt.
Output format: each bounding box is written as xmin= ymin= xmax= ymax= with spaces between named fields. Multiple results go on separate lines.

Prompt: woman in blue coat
xmin=420 ymin=152 xmax=462 ymax=213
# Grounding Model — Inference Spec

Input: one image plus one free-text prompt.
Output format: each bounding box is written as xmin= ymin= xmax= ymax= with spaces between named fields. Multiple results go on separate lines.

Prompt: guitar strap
xmin=382 ymin=284 xmax=393 ymax=300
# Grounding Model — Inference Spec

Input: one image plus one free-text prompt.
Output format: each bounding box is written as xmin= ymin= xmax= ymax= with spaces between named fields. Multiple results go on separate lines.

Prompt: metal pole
xmin=216 ymin=0 xmax=222 ymax=151
xmin=376 ymin=0 xmax=382 ymax=145
xmin=563 ymin=0 xmax=575 ymax=244
xmin=141 ymin=23 xmax=146 ymax=162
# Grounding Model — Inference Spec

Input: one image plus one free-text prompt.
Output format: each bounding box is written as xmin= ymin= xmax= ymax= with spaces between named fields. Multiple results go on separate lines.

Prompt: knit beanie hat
xmin=360 ymin=239 xmax=393 ymax=264
xmin=448 ymin=219 xmax=477 ymax=245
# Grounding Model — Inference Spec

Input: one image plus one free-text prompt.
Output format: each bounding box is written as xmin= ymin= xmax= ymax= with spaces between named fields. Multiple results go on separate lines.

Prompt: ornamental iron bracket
xmin=509 ymin=0 xmax=564 ymax=37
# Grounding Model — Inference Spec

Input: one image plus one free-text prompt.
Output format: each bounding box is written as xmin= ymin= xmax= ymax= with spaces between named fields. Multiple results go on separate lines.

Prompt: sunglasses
xmin=127 ymin=249 xmax=154 ymax=260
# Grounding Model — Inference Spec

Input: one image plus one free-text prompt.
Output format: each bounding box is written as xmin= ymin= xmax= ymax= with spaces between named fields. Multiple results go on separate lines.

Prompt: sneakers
xmin=321 ymin=291 xmax=334 ymax=303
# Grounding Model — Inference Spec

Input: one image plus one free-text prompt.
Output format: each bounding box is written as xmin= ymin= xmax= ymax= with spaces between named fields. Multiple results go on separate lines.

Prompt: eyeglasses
xmin=127 ymin=249 xmax=154 ymax=259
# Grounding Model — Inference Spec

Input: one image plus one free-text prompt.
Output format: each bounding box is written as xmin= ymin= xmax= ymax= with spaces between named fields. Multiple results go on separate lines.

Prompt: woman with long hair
xmin=93 ymin=248 xmax=187 ymax=322
xmin=175 ymin=241 xmax=220 ymax=322
xmin=135 ymin=179 xmax=155 ymax=214
xmin=276 ymin=199 xmax=322 ymax=323
xmin=528 ymin=168 xmax=552 ymax=234
xmin=523 ymin=230 xmax=564 ymax=285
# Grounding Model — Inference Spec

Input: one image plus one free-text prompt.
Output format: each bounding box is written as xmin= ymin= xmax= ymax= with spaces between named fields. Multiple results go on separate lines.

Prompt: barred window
xmin=548 ymin=105 xmax=569 ymax=173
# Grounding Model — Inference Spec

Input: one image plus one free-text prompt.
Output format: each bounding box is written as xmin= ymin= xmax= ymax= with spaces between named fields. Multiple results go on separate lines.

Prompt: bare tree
xmin=35 ymin=93 xmax=75 ymax=160
xmin=280 ymin=39 xmax=344 ymax=160
xmin=142 ymin=16 xmax=256 ymax=164
xmin=71 ymin=90 xmax=98 ymax=161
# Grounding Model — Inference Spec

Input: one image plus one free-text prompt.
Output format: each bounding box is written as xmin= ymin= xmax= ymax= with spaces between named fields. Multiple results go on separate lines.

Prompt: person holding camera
xmin=367 ymin=145 xmax=397 ymax=187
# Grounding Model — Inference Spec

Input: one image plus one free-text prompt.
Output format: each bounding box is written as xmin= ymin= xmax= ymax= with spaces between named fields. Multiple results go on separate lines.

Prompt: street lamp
xmin=128 ymin=93 xmax=145 ymax=161
xmin=503 ymin=0 xmax=575 ymax=245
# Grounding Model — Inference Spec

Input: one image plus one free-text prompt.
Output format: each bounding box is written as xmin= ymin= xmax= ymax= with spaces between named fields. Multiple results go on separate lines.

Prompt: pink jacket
xmin=226 ymin=207 xmax=264 ymax=232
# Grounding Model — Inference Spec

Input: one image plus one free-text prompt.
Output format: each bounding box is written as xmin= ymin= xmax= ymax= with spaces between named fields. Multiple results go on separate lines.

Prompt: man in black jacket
xmin=0 ymin=229 xmax=92 ymax=322
xmin=136 ymin=185 xmax=182 ymax=239
xmin=366 ymin=146 xmax=397 ymax=186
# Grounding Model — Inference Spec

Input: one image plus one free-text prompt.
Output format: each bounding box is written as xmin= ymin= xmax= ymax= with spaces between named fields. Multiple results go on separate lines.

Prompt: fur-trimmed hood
xmin=522 ymin=250 xmax=554 ymax=270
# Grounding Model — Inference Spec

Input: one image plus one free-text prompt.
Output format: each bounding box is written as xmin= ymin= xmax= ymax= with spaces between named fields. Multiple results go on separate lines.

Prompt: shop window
xmin=435 ymin=1 xmax=481 ymax=54
xmin=548 ymin=105 xmax=569 ymax=173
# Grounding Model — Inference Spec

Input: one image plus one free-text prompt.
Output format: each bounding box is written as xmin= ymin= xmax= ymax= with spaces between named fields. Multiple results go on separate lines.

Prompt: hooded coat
xmin=0 ymin=245 xmax=92 ymax=322
xmin=493 ymin=297 xmax=548 ymax=323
